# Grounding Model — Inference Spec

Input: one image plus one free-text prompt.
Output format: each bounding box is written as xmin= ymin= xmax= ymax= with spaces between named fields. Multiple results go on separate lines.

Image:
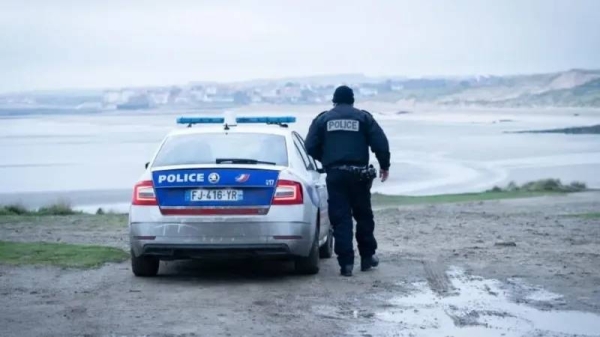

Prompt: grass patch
xmin=566 ymin=212 xmax=600 ymax=219
xmin=486 ymin=179 xmax=587 ymax=193
xmin=372 ymin=179 xmax=588 ymax=206
xmin=37 ymin=201 xmax=80 ymax=215
xmin=0 ymin=213 xmax=128 ymax=227
xmin=0 ymin=241 xmax=129 ymax=268
xmin=372 ymin=190 xmax=560 ymax=206
xmin=94 ymin=207 xmax=123 ymax=215
xmin=0 ymin=201 xmax=81 ymax=216
xmin=0 ymin=204 xmax=29 ymax=216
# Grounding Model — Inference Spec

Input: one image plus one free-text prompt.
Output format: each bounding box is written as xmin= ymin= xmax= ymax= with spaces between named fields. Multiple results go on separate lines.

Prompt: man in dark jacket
xmin=304 ymin=85 xmax=390 ymax=276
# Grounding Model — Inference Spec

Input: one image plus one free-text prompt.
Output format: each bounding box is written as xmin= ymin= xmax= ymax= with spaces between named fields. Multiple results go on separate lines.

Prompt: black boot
xmin=340 ymin=264 xmax=354 ymax=277
xmin=361 ymin=255 xmax=379 ymax=271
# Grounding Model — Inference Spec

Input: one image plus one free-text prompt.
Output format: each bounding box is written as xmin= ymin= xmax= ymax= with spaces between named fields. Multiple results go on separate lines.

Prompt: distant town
xmin=1 ymin=69 xmax=599 ymax=112
xmin=105 ymin=80 xmax=387 ymax=110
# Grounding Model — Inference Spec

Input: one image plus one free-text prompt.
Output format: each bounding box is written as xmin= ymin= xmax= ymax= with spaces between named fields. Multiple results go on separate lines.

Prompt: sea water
xmin=0 ymin=106 xmax=599 ymax=210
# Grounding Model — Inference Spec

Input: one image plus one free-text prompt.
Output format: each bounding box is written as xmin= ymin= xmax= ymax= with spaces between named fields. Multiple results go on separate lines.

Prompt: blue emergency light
xmin=176 ymin=117 xmax=225 ymax=125
xmin=175 ymin=115 xmax=296 ymax=126
xmin=236 ymin=116 xmax=296 ymax=124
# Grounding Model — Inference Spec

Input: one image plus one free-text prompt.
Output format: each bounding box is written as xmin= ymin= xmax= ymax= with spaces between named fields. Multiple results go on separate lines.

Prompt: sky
xmin=1 ymin=0 xmax=599 ymax=93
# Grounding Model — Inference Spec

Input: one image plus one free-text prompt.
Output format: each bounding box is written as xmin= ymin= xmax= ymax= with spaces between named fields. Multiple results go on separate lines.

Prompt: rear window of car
xmin=151 ymin=132 xmax=289 ymax=167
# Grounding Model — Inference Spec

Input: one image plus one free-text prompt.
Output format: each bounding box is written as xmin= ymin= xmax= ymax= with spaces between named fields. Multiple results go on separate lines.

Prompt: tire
xmin=131 ymin=250 xmax=159 ymax=277
xmin=294 ymin=230 xmax=320 ymax=275
xmin=319 ymin=228 xmax=333 ymax=259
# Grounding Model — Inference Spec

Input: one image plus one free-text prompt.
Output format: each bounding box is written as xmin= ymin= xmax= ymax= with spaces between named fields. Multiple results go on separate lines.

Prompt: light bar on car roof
xmin=235 ymin=116 xmax=296 ymax=124
xmin=176 ymin=117 xmax=225 ymax=125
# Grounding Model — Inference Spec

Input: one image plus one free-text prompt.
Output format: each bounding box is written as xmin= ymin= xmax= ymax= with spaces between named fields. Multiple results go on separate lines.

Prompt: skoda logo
xmin=208 ymin=172 xmax=220 ymax=184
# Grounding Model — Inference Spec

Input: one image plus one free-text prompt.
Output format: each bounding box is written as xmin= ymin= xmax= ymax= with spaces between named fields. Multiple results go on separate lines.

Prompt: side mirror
xmin=145 ymin=162 xmax=149 ymax=169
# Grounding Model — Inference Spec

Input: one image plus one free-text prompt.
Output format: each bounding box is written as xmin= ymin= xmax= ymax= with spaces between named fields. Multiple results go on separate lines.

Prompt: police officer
xmin=304 ymin=85 xmax=390 ymax=276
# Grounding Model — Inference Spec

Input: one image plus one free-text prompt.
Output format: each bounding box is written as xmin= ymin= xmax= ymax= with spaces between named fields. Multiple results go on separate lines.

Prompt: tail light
xmin=272 ymin=179 xmax=303 ymax=205
xmin=132 ymin=180 xmax=157 ymax=206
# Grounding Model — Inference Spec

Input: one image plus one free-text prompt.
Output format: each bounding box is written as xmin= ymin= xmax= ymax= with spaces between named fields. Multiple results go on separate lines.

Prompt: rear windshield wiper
xmin=216 ymin=158 xmax=276 ymax=165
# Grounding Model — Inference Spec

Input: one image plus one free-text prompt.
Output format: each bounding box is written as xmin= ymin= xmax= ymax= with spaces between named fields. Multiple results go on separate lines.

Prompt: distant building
xmin=209 ymin=95 xmax=235 ymax=103
xmin=103 ymin=91 xmax=122 ymax=104
xmin=167 ymin=87 xmax=182 ymax=104
xmin=205 ymin=86 xmax=218 ymax=95
xmin=116 ymin=93 xmax=151 ymax=110
xmin=148 ymin=89 xmax=170 ymax=105
xmin=358 ymin=87 xmax=378 ymax=97
xmin=280 ymin=86 xmax=302 ymax=102
xmin=391 ymin=83 xmax=404 ymax=91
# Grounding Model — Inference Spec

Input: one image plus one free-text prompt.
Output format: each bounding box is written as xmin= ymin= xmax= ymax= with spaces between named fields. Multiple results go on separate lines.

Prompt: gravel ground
xmin=1 ymin=192 xmax=599 ymax=337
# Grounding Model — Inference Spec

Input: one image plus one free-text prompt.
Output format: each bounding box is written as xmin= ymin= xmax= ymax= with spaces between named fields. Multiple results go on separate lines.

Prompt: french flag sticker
xmin=235 ymin=174 xmax=250 ymax=183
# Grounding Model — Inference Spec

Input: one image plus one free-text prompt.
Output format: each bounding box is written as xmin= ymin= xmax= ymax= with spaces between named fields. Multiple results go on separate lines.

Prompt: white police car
xmin=129 ymin=114 xmax=332 ymax=276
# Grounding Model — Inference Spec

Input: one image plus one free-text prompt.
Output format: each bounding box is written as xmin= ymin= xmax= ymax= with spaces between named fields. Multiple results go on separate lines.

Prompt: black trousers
xmin=326 ymin=168 xmax=377 ymax=267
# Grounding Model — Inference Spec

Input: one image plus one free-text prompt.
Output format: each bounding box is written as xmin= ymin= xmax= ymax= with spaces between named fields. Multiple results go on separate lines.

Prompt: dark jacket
xmin=304 ymin=104 xmax=390 ymax=170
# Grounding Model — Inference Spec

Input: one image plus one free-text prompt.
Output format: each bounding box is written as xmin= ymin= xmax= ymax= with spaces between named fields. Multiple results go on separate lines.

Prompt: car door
xmin=291 ymin=133 xmax=330 ymax=238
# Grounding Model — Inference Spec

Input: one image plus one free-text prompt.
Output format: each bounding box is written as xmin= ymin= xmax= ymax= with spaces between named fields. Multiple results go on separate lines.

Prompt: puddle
xmin=312 ymin=304 xmax=376 ymax=321
xmin=350 ymin=267 xmax=600 ymax=337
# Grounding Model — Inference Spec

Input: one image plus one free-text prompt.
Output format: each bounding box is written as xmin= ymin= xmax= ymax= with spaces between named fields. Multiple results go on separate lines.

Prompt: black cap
xmin=332 ymin=85 xmax=354 ymax=105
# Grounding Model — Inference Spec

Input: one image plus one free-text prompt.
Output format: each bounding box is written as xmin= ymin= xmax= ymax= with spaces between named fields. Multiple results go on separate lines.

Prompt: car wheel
xmin=294 ymin=230 xmax=320 ymax=275
xmin=319 ymin=228 xmax=333 ymax=259
xmin=131 ymin=250 xmax=159 ymax=277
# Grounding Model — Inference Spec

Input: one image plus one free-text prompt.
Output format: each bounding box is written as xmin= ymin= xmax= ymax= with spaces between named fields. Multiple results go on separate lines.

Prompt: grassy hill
xmin=433 ymin=69 xmax=600 ymax=107
xmin=505 ymin=78 xmax=600 ymax=107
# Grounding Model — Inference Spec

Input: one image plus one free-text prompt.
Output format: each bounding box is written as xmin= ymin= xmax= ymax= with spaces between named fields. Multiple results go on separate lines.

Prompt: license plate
xmin=188 ymin=189 xmax=243 ymax=201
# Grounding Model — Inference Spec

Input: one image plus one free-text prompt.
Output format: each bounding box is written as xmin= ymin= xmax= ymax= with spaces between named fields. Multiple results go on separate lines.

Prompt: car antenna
xmin=223 ymin=111 xmax=236 ymax=131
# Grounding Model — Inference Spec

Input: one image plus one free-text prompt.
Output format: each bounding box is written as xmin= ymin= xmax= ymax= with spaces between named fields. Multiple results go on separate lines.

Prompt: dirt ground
xmin=1 ymin=192 xmax=599 ymax=337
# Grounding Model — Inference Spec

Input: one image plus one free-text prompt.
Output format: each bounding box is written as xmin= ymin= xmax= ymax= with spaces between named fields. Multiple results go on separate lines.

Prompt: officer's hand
xmin=380 ymin=169 xmax=389 ymax=182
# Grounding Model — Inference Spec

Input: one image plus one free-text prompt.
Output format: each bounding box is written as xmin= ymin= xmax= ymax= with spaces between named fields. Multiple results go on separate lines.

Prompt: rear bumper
xmin=138 ymin=243 xmax=292 ymax=260
xmin=129 ymin=220 xmax=314 ymax=258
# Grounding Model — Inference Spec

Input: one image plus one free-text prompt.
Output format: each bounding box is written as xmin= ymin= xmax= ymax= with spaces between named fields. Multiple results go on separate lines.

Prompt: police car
xmin=129 ymin=114 xmax=332 ymax=276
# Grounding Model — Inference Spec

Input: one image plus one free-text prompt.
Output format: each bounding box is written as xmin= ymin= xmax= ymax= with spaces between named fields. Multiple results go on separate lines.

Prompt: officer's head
xmin=332 ymin=85 xmax=354 ymax=105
